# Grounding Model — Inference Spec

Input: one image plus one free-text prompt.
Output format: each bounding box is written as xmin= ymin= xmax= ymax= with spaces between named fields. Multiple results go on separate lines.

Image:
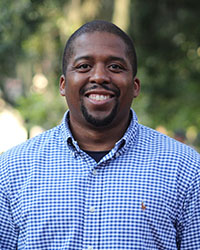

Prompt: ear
xmin=133 ymin=77 xmax=140 ymax=98
xmin=59 ymin=75 xmax=66 ymax=96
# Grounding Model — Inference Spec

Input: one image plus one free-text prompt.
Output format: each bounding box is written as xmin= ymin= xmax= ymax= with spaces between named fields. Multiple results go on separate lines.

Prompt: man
xmin=0 ymin=20 xmax=199 ymax=250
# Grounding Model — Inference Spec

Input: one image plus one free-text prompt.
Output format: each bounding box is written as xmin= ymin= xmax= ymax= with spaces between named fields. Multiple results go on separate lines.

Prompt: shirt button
xmin=89 ymin=206 xmax=95 ymax=212
xmin=88 ymin=247 xmax=93 ymax=250
xmin=93 ymin=169 xmax=97 ymax=175
xmin=71 ymin=151 xmax=76 ymax=157
xmin=115 ymin=152 xmax=120 ymax=157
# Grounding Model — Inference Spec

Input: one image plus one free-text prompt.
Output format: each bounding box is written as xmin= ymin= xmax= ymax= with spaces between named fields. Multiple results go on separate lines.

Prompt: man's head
xmin=60 ymin=20 xmax=140 ymax=132
xmin=62 ymin=20 xmax=137 ymax=77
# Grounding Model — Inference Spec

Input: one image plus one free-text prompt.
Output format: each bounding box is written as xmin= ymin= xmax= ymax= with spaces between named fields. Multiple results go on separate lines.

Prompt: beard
xmin=81 ymin=100 xmax=119 ymax=128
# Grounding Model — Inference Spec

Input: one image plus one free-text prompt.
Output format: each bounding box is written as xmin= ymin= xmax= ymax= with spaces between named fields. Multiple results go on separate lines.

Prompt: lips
xmin=88 ymin=94 xmax=112 ymax=101
xmin=80 ymin=84 xmax=120 ymax=99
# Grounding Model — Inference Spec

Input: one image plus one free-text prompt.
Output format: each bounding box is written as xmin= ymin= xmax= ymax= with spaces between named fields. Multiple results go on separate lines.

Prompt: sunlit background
xmin=1 ymin=0 xmax=200 ymax=153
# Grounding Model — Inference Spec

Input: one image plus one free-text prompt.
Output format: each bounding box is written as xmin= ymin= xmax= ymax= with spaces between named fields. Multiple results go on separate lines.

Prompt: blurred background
xmin=0 ymin=0 xmax=200 ymax=153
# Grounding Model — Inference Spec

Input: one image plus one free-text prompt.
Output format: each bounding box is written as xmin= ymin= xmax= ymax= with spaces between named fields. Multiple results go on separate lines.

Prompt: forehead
xmin=70 ymin=31 xmax=129 ymax=60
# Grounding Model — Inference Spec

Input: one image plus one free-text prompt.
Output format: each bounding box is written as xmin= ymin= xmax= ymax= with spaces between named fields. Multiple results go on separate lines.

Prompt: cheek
xmin=65 ymin=84 xmax=82 ymax=110
xmin=66 ymin=74 xmax=86 ymax=94
xmin=119 ymin=85 xmax=135 ymax=107
xmin=120 ymin=80 xmax=135 ymax=97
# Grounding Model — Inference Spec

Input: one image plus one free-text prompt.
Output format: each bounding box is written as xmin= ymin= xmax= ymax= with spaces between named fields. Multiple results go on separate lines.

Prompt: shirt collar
xmin=60 ymin=111 xmax=80 ymax=151
xmin=60 ymin=108 xmax=139 ymax=152
xmin=114 ymin=108 xmax=139 ymax=152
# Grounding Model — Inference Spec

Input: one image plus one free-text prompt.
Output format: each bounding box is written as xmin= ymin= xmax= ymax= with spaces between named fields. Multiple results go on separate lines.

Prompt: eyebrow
xmin=107 ymin=56 xmax=128 ymax=65
xmin=73 ymin=55 xmax=128 ymax=65
xmin=73 ymin=56 xmax=91 ymax=64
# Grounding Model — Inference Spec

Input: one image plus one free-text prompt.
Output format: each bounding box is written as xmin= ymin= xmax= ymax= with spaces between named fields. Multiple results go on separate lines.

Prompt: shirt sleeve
xmin=179 ymin=169 xmax=200 ymax=249
xmin=0 ymin=185 xmax=18 ymax=250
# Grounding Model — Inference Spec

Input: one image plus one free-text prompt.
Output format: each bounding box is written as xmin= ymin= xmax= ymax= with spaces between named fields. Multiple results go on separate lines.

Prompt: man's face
xmin=60 ymin=31 xmax=140 ymax=129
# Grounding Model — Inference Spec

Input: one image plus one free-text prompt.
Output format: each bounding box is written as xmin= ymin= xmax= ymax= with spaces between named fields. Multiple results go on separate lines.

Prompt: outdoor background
xmin=0 ymin=0 xmax=200 ymax=153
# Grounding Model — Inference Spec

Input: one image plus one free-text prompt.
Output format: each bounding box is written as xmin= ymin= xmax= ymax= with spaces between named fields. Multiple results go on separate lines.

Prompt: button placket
xmin=89 ymin=170 xmax=97 ymax=213
xmin=82 ymin=166 xmax=102 ymax=250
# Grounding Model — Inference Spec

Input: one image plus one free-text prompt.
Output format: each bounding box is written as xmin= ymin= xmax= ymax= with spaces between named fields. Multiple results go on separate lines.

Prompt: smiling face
xmin=60 ymin=31 xmax=140 ymax=130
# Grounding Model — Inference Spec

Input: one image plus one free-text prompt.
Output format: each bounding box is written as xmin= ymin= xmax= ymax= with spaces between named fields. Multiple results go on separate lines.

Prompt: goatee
xmin=81 ymin=101 xmax=119 ymax=127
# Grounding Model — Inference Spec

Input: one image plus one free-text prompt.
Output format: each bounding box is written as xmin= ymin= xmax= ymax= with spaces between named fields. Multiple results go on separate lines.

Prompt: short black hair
xmin=62 ymin=20 xmax=137 ymax=77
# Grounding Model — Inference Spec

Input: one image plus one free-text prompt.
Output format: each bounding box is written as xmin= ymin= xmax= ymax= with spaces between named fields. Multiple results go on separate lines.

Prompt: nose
xmin=89 ymin=63 xmax=110 ymax=84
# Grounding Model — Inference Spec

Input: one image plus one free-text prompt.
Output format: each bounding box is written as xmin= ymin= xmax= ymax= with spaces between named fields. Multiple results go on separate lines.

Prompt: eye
xmin=76 ymin=63 xmax=91 ymax=72
xmin=109 ymin=64 xmax=125 ymax=72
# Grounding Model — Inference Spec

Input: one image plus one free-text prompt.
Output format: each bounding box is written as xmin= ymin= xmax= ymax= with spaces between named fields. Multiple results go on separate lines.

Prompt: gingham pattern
xmin=0 ymin=109 xmax=200 ymax=250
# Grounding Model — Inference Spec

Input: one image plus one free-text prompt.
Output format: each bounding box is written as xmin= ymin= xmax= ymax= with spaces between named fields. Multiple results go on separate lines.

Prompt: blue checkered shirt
xmin=0 ymin=109 xmax=200 ymax=250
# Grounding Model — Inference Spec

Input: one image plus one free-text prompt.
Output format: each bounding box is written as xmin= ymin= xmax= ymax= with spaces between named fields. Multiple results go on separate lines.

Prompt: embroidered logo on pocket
xmin=141 ymin=202 xmax=146 ymax=210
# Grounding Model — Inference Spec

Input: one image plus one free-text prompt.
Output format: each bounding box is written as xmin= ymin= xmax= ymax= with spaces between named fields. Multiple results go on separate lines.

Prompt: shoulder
xmin=0 ymin=124 xmax=68 ymax=194
xmin=1 ymin=125 xmax=62 ymax=158
xmin=138 ymin=124 xmax=199 ymax=156
xmin=0 ymin=125 xmax=64 ymax=177
xmin=136 ymin=124 xmax=200 ymax=174
xmin=134 ymin=125 xmax=200 ymax=199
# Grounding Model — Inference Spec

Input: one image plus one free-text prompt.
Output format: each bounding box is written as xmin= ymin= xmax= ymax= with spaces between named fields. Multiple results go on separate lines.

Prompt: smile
xmin=88 ymin=94 xmax=112 ymax=101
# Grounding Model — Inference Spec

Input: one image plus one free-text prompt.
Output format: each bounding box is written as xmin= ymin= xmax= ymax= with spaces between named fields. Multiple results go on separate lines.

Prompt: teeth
xmin=89 ymin=94 xmax=110 ymax=101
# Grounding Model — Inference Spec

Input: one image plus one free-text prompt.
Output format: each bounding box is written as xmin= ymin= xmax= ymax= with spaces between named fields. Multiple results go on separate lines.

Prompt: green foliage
xmin=17 ymin=91 xmax=65 ymax=130
xmin=130 ymin=0 xmax=200 ymax=147
xmin=0 ymin=0 xmax=45 ymax=76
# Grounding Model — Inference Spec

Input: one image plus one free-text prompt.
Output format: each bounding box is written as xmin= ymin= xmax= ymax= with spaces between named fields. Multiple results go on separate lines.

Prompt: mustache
xmin=80 ymin=84 xmax=120 ymax=97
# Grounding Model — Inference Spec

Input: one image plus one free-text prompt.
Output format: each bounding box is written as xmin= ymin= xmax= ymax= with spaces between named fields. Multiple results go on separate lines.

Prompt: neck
xmin=69 ymin=114 xmax=131 ymax=151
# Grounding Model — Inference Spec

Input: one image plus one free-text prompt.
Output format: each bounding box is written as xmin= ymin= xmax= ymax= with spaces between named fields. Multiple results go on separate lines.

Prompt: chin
xmin=81 ymin=104 xmax=118 ymax=128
